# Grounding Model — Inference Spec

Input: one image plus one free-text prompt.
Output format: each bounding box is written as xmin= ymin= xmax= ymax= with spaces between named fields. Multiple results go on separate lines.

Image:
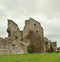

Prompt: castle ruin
xmin=0 ymin=18 xmax=57 ymax=55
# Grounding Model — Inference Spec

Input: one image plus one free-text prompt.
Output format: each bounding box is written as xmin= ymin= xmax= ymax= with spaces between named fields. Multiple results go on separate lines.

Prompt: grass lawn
xmin=0 ymin=53 xmax=60 ymax=62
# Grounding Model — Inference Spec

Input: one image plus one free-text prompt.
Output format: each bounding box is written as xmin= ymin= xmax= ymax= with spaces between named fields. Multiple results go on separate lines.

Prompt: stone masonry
xmin=0 ymin=18 xmax=57 ymax=55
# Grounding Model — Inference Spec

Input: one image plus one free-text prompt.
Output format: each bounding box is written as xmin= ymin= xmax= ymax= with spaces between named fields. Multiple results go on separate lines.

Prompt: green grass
xmin=0 ymin=53 xmax=60 ymax=62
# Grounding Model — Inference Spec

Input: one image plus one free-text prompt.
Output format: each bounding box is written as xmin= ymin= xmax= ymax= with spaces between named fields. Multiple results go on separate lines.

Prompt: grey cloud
xmin=45 ymin=34 xmax=60 ymax=39
xmin=44 ymin=22 xmax=60 ymax=34
xmin=0 ymin=0 xmax=60 ymax=18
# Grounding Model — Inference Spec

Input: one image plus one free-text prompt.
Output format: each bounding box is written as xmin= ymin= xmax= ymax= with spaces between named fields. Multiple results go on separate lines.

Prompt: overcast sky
xmin=0 ymin=0 xmax=60 ymax=47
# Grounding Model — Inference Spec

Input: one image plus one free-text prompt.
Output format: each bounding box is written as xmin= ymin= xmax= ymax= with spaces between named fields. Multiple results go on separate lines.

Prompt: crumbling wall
xmin=23 ymin=18 xmax=44 ymax=53
xmin=0 ymin=19 xmax=29 ymax=55
xmin=44 ymin=37 xmax=57 ymax=52
xmin=0 ymin=18 xmax=57 ymax=55
xmin=6 ymin=20 xmax=29 ymax=54
xmin=7 ymin=19 xmax=21 ymax=41
xmin=44 ymin=37 xmax=51 ymax=52
xmin=0 ymin=38 xmax=9 ymax=55
xmin=50 ymin=42 xmax=57 ymax=52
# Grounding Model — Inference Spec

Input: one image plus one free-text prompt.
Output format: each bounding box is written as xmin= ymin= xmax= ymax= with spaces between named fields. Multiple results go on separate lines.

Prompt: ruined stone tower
xmin=7 ymin=19 xmax=21 ymax=41
xmin=23 ymin=18 xmax=44 ymax=53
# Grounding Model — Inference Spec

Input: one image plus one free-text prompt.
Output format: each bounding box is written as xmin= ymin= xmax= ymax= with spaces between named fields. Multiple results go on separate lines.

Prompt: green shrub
xmin=48 ymin=46 xmax=54 ymax=53
xmin=28 ymin=47 xmax=33 ymax=53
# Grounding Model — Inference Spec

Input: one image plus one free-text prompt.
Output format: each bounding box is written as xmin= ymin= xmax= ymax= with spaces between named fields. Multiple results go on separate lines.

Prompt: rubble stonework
xmin=23 ymin=18 xmax=44 ymax=53
xmin=0 ymin=18 xmax=57 ymax=55
xmin=44 ymin=37 xmax=51 ymax=52
xmin=50 ymin=42 xmax=57 ymax=52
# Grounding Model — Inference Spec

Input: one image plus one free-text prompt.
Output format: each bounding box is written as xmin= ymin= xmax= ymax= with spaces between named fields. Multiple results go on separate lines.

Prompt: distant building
xmin=50 ymin=42 xmax=57 ymax=52
xmin=44 ymin=37 xmax=51 ymax=52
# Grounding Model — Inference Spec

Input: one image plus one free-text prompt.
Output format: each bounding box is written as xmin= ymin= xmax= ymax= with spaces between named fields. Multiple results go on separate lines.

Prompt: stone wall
xmin=44 ymin=37 xmax=51 ymax=52
xmin=7 ymin=19 xmax=21 ymax=41
xmin=23 ymin=18 xmax=44 ymax=53
xmin=0 ymin=19 xmax=29 ymax=55
xmin=0 ymin=18 xmax=57 ymax=55
xmin=50 ymin=42 xmax=57 ymax=52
